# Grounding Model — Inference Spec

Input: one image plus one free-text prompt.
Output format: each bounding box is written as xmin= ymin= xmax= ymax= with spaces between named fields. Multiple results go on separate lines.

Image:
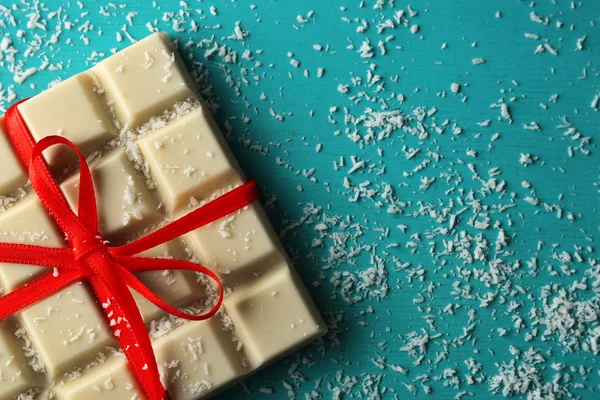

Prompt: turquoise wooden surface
xmin=0 ymin=0 xmax=598 ymax=398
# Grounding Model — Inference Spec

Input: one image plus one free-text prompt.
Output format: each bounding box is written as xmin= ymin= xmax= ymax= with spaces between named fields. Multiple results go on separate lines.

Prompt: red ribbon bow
xmin=0 ymin=100 xmax=259 ymax=400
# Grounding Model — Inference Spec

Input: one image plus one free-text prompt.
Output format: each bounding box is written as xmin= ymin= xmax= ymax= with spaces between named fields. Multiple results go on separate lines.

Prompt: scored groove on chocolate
xmin=0 ymin=32 xmax=326 ymax=400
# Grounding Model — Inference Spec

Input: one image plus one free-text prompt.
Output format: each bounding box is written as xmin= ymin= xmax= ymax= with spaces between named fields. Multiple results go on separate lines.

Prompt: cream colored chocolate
xmin=54 ymin=356 xmax=141 ymax=400
xmin=0 ymin=195 xmax=61 ymax=291
xmin=153 ymin=318 xmax=246 ymax=399
xmin=20 ymin=283 xmax=115 ymax=378
xmin=92 ymin=32 xmax=198 ymax=128
xmin=18 ymin=74 xmax=117 ymax=171
xmin=224 ymin=268 xmax=324 ymax=367
xmin=184 ymin=202 xmax=283 ymax=283
xmin=137 ymin=107 xmax=244 ymax=212
xmin=134 ymin=242 xmax=202 ymax=323
xmin=61 ymin=148 xmax=160 ymax=243
xmin=0 ymin=117 xmax=27 ymax=195
xmin=0 ymin=32 xmax=326 ymax=399
xmin=0 ymin=322 xmax=40 ymax=398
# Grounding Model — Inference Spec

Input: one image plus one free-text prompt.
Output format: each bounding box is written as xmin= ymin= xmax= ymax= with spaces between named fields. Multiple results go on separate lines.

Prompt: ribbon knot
xmin=73 ymin=232 xmax=106 ymax=262
xmin=0 ymin=99 xmax=260 ymax=400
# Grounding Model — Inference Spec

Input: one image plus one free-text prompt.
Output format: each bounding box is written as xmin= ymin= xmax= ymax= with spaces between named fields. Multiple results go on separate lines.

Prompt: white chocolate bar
xmin=92 ymin=33 xmax=198 ymax=128
xmin=0 ymin=32 xmax=326 ymax=399
xmin=0 ymin=117 xmax=27 ymax=195
xmin=153 ymin=317 xmax=246 ymax=399
xmin=54 ymin=356 xmax=141 ymax=400
xmin=61 ymin=148 xmax=160 ymax=243
xmin=0 ymin=321 xmax=41 ymax=398
xmin=134 ymin=242 xmax=202 ymax=323
xmin=19 ymin=282 xmax=115 ymax=378
xmin=18 ymin=74 xmax=117 ymax=171
xmin=224 ymin=268 xmax=325 ymax=368
xmin=184 ymin=202 xmax=285 ymax=285
xmin=137 ymin=107 xmax=244 ymax=212
xmin=0 ymin=195 xmax=61 ymax=291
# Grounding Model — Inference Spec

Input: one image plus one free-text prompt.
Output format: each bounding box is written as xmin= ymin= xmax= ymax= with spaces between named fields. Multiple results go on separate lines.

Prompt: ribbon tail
xmin=0 ymin=270 xmax=84 ymax=320
xmin=111 ymin=180 xmax=259 ymax=257
xmin=0 ymin=244 xmax=76 ymax=268
xmin=114 ymin=257 xmax=223 ymax=321
xmin=87 ymin=274 xmax=167 ymax=400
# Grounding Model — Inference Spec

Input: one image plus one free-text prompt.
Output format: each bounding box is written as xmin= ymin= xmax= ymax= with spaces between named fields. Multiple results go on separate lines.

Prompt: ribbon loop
xmin=116 ymin=255 xmax=224 ymax=321
xmin=28 ymin=135 xmax=100 ymax=240
xmin=0 ymin=99 xmax=261 ymax=400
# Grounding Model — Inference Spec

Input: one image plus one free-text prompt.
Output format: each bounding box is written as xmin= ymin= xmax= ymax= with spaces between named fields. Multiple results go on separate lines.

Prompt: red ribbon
xmin=0 ymin=99 xmax=259 ymax=400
